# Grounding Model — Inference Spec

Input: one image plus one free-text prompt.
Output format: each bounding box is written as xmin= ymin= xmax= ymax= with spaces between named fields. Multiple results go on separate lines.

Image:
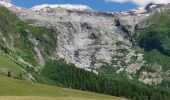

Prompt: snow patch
xmin=85 ymin=68 xmax=99 ymax=75
xmin=149 ymin=4 xmax=157 ymax=8
xmin=31 ymin=4 xmax=92 ymax=11
xmin=131 ymin=7 xmax=147 ymax=14
xmin=0 ymin=1 xmax=12 ymax=7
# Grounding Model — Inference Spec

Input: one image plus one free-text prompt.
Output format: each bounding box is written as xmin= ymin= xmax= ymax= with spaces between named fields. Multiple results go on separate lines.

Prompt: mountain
xmin=4 ymin=2 xmax=168 ymax=84
xmin=1 ymin=1 xmax=170 ymax=99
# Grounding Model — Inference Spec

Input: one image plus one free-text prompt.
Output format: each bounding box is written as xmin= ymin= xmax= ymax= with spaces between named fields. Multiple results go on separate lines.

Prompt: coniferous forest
xmin=39 ymin=59 xmax=170 ymax=100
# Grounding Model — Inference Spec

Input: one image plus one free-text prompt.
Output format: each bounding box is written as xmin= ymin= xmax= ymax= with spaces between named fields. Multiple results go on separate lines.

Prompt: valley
xmin=0 ymin=0 xmax=170 ymax=99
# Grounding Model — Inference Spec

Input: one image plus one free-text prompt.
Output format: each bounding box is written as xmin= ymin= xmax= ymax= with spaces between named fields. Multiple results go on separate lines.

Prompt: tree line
xmin=41 ymin=59 xmax=170 ymax=100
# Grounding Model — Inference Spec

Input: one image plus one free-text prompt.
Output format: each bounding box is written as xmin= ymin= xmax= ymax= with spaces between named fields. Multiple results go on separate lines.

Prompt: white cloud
xmin=106 ymin=0 xmax=170 ymax=6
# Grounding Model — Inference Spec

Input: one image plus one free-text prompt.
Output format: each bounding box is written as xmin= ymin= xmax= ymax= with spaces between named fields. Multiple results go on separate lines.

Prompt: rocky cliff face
xmin=1 ymin=2 xmax=170 ymax=84
xmin=13 ymin=5 xmax=148 ymax=68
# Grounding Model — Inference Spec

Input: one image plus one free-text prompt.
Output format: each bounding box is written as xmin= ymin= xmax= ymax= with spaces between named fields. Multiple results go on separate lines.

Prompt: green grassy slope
xmin=134 ymin=10 xmax=170 ymax=87
xmin=0 ymin=74 xmax=125 ymax=100
xmin=134 ymin=10 xmax=170 ymax=70
xmin=0 ymin=51 xmax=23 ymax=75
xmin=0 ymin=6 xmax=37 ymax=66
xmin=135 ymin=11 xmax=170 ymax=53
xmin=0 ymin=6 xmax=57 ymax=67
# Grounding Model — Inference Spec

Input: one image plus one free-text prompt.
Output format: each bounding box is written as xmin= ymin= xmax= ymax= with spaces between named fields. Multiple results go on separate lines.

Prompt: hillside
xmin=134 ymin=10 xmax=170 ymax=86
xmin=0 ymin=74 xmax=125 ymax=100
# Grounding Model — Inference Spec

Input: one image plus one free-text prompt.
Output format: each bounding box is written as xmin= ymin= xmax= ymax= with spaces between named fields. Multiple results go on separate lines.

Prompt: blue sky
xmin=12 ymin=0 xmax=137 ymax=12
